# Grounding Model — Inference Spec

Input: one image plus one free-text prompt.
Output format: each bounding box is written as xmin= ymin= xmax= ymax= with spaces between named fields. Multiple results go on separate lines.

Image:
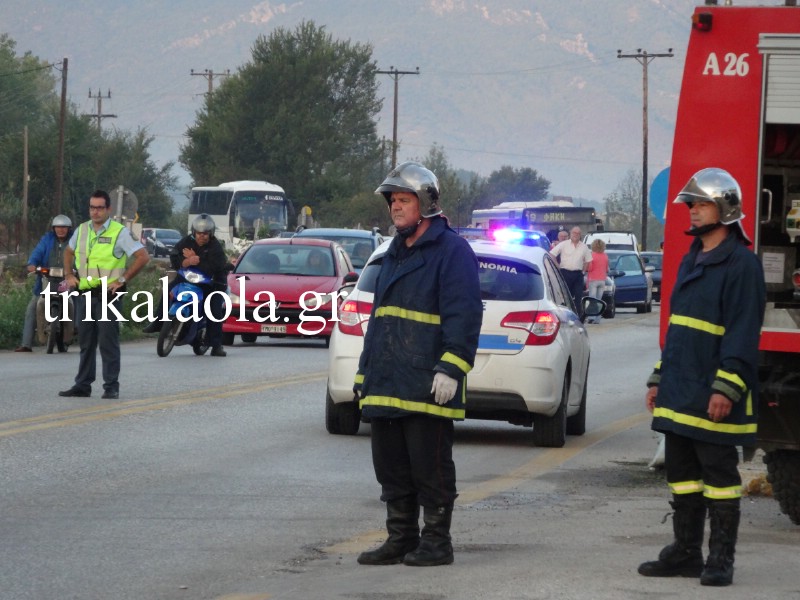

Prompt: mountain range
xmin=2 ymin=0 xmax=744 ymax=202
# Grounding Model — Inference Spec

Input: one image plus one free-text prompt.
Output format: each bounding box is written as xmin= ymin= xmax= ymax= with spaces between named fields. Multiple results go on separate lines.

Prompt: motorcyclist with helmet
xmin=353 ymin=162 xmax=482 ymax=567
xmin=638 ymin=168 xmax=766 ymax=587
xmin=142 ymin=214 xmax=229 ymax=357
xmin=15 ymin=214 xmax=74 ymax=352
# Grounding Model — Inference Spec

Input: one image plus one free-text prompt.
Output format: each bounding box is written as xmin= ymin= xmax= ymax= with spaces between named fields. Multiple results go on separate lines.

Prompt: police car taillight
xmin=338 ymin=299 xmax=372 ymax=336
xmin=501 ymin=310 xmax=560 ymax=345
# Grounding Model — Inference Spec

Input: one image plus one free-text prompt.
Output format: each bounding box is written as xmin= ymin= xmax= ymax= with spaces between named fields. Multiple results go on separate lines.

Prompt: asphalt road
xmin=1 ymin=306 xmax=798 ymax=600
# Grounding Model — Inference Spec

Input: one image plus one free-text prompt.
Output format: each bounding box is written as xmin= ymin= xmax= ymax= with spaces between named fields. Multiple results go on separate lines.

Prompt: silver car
xmin=325 ymin=239 xmax=604 ymax=448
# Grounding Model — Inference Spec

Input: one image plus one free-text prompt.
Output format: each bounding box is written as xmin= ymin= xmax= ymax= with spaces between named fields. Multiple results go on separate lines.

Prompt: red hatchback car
xmin=222 ymin=238 xmax=357 ymax=346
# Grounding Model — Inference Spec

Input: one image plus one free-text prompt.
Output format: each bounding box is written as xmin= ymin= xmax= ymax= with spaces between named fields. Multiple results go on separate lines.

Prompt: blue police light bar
xmin=490 ymin=228 xmax=525 ymax=243
xmin=456 ymin=227 xmax=548 ymax=248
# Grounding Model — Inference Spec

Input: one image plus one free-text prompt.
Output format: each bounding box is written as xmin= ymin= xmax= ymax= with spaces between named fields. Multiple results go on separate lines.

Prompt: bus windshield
xmin=470 ymin=202 xmax=601 ymax=243
xmin=231 ymin=191 xmax=288 ymax=242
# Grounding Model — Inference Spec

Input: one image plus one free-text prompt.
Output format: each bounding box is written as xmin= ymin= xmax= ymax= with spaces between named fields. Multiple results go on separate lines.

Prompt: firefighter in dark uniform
xmin=638 ymin=168 xmax=766 ymax=587
xmin=354 ymin=162 xmax=482 ymax=567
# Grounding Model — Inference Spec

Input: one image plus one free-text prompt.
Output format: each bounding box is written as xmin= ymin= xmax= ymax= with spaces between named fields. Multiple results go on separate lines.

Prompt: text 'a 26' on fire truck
xmin=661 ymin=1 xmax=800 ymax=524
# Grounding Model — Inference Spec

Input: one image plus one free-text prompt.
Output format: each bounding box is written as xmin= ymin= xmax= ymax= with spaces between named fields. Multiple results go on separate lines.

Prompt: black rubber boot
xmin=701 ymin=500 xmax=740 ymax=586
xmin=638 ymin=494 xmax=706 ymax=577
xmin=403 ymin=503 xmax=454 ymax=566
xmin=357 ymin=497 xmax=420 ymax=565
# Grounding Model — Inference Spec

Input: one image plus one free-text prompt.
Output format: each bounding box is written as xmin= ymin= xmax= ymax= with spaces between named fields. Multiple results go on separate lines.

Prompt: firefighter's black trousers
xmin=665 ymin=432 xmax=742 ymax=500
xmin=370 ymin=414 xmax=457 ymax=508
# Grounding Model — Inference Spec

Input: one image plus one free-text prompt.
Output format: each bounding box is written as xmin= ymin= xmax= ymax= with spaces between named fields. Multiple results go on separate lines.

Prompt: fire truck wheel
xmin=764 ymin=449 xmax=800 ymax=525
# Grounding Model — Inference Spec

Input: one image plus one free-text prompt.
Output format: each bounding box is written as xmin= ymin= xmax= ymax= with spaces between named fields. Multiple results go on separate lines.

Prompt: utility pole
xmin=617 ymin=48 xmax=673 ymax=251
xmin=55 ymin=57 xmax=67 ymax=214
xmin=22 ymin=126 xmax=29 ymax=250
xmin=83 ymin=89 xmax=117 ymax=130
xmin=190 ymin=68 xmax=231 ymax=97
xmin=377 ymin=67 xmax=420 ymax=168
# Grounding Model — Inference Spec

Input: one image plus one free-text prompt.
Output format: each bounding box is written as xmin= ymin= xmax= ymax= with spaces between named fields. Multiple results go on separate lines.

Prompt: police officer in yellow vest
xmin=59 ymin=189 xmax=150 ymax=399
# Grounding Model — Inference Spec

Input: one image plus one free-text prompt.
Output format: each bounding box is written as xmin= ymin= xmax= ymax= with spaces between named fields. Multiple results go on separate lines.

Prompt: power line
xmin=429 ymin=57 xmax=616 ymax=78
xmin=397 ymin=139 xmax=665 ymax=168
xmin=0 ymin=62 xmax=56 ymax=77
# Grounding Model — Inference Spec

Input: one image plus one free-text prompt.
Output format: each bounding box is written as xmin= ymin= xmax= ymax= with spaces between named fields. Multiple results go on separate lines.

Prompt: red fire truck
xmin=661 ymin=1 xmax=800 ymax=524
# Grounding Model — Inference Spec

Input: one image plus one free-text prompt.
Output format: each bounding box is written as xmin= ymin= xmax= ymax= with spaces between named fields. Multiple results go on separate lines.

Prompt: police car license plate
xmin=261 ymin=325 xmax=286 ymax=333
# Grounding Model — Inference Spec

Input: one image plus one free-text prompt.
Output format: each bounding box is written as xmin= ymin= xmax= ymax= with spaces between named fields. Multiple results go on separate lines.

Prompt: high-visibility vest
xmin=73 ymin=220 xmax=126 ymax=290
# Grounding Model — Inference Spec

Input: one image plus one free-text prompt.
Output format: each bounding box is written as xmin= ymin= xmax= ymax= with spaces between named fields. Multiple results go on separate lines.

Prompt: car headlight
xmin=227 ymin=288 xmax=241 ymax=305
xmin=303 ymin=292 xmax=335 ymax=310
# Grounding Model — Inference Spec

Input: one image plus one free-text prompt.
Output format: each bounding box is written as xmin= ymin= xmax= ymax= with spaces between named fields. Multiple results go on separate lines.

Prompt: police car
xmin=325 ymin=237 xmax=604 ymax=447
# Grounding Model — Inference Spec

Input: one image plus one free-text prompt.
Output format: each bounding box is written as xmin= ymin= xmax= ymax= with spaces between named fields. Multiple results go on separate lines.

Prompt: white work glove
xmin=431 ymin=372 xmax=458 ymax=405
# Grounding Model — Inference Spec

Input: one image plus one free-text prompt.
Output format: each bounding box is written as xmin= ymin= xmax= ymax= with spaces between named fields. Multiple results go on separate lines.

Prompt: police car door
xmin=541 ymin=256 xmax=588 ymax=398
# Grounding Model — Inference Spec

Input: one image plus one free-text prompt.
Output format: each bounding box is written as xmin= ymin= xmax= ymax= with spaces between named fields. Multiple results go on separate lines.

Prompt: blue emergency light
xmin=491 ymin=228 xmax=525 ymax=243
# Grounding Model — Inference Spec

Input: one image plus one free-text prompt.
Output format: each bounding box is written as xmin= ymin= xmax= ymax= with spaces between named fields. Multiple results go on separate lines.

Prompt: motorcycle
xmin=156 ymin=268 xmax=212 ymax=357
xmin=34 ymin=266 xmax=75 ymax=354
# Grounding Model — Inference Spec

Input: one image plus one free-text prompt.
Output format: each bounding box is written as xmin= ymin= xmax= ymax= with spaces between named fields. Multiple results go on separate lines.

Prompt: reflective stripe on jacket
xmin=357 ymin=217 xmax=482 ymax=421
xmin=74 ymin=221 xmax=127 ymax=290
xmin=648 ymin=232 xmax=765 ymax=446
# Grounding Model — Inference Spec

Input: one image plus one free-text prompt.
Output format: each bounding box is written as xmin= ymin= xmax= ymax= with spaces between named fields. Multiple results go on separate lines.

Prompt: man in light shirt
xmin=550 ymin=226 xmax=592 ymax=315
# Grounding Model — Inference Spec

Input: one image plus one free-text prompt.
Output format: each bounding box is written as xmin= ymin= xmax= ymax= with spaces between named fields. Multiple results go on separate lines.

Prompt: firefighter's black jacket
xmin=356 ymin=216 xmax=482 ymax=420
xmin=649 ymin=231 xmax=766 ymax=446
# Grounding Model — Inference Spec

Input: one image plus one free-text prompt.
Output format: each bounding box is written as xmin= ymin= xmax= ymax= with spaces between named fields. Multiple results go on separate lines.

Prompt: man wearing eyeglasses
xmin=59 ymin=189 xmax=150 ymax=399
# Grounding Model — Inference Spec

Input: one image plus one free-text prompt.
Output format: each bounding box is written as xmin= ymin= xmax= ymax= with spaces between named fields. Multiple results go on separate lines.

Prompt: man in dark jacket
xmin=143 ymin=214 xmax=229 ymax=356
xmin=638 ymin=168 xmax=766 ymax=587
xmin=354 ymin=162 xmax=482 ymax=568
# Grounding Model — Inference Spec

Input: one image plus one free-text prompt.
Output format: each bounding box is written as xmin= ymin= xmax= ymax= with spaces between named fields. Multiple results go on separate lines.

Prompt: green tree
xmin=0 ymin=35 xmax=177 ymax=251
xmin=313 ymin=144 xmax=478 ymax=232
xmin=0 ymin=35 xmax=59 ymax=249
xmin=83 ymin=128 xmax=176 ymax=225
xmin=314 ymin=189 xmax=392 ymax=232
xmin=604 ymin=168 xmax=641 ymax=232
xmin=412 ymin=144 xmax=483 ymax=229
xmin=0 ymin=35 xmax=56 ymax=139
xmin=180 ymin=20 xmax=383 ymax=209
xmin=473 ymin=166 xmax=551 ymax=208
xmin=603 ymin=168 xmax=663 ymax=250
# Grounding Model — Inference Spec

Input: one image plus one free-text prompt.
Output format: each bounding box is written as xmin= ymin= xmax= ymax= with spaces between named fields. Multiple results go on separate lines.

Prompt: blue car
xmin=639 ymin=251 xmax=663 ymax=302
xmin=607 ymin=250 xmax=652 ymax=313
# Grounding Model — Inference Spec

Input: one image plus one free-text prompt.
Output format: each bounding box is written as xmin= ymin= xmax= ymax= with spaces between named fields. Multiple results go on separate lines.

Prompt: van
xmin=583 ymin=231 xmax=639 ymax=254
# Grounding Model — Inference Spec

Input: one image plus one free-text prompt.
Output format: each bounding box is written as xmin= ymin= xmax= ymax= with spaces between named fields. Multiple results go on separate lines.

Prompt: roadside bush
xmin=0 ymin=260 xmax=170 ymax=349
xmin=0 ymin=276 xmax=33 ymax=349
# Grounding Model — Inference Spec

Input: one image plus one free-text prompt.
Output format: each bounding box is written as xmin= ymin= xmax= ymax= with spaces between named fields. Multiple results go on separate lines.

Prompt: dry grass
xmin=742 ymin=473 xmax=773 ymax=497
